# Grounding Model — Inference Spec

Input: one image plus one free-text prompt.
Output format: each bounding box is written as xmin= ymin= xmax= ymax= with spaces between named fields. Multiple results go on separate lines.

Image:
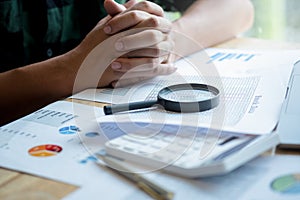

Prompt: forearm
xmin=0 ymin=0 xmax=174 ymax=125
xmin=172 ymin=0 xmax=254 ymax=56
xmin=0 ymin=19 xmax=112 ymax=125
xmin=0 ymin=52 xmax=81 ymax=125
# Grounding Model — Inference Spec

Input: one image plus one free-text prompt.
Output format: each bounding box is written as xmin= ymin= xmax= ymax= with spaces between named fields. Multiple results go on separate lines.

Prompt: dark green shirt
xmin=0 ymin=0 xmax=195 ymax=72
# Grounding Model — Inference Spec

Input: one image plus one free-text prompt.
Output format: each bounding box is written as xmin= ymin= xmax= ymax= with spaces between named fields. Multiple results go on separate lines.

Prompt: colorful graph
xmin=79 ymin=156 xmax=97 ymax=164
xmin=85 ymin=132 xmax=100 ymax=138
xmin=28 ymin=144 xmax=62 ymax=157
xmin=208 ymin=52 xmax=257 ymax=63
xmin=59 ymin=125 xmax=80 ymax=135
xmin=271 ymin=174 xmax=300 ymax=194
xmin=23 ymin=109 xmax=77 ymax=127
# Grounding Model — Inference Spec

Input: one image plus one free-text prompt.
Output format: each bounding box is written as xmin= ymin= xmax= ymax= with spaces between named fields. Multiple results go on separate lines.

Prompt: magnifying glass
xmin=103 ymin=83 xmax=220 ymax=115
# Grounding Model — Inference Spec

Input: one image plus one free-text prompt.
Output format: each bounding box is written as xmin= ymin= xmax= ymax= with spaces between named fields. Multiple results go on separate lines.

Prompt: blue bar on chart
xmin=208 ymin=52 xmax=257 ymax=63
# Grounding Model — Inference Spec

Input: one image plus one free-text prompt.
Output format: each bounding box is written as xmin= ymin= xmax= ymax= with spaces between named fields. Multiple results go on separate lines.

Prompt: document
xmin=2 ymin=48 xmax=300 ymax=199
xmin=0 ymin=100 xmax=173 ymax=197
xmin=64 ymin=155 xmax=300 ymax=200
xmin=1 ymin=101 xmax=299 ymax=199
xmin=0 ymin=101 xmax=113 ymax=186
xmin=72 ymin=48 xmax=300 ymax=134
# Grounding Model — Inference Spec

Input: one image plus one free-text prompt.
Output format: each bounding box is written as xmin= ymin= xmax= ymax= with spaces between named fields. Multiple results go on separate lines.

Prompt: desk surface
xmin=1 ymin=37 xmax=300 ymax=200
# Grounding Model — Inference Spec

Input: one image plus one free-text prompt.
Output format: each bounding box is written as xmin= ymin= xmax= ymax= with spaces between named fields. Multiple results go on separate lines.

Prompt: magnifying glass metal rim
xmin=157 ymin=83 xmax=220 ymax=113
xmin=103 ymin=83 xmax=220 ymax=115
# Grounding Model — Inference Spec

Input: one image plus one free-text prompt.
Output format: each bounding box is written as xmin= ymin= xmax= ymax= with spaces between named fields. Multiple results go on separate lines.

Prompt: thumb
xmin=104 ymin=0 xmax=126 ymax=16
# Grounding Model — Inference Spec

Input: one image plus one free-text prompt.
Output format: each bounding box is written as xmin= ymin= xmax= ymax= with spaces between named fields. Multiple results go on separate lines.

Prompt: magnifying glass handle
xmin=104 ymin=100 xmax=158 ymax=115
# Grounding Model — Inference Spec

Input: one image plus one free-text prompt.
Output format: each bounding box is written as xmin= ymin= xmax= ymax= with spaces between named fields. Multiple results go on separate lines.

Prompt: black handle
xmin=103 ymin=100 xmax=158 ymax=115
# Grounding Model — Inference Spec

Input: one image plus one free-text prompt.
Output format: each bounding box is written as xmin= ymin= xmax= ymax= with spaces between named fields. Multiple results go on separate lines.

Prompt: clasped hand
xmin=73 ymin=0 xmax=175 ymax=92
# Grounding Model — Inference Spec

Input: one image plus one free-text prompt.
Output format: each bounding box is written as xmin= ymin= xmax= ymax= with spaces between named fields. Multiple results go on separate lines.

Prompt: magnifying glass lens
xmin=160 ymin=89 xmax=216 ymax=103
xmin=103 ymin=83 xmax=220 ymax=115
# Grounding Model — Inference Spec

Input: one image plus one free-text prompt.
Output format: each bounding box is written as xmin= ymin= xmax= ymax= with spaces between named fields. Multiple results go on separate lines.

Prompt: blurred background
xmin=244 ymin=0 xmax=300 ymax=43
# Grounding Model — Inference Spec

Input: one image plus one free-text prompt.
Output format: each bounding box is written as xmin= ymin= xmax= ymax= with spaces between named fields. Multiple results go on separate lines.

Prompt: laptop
xmin=276 ymin=60 xmax=300 ymax=149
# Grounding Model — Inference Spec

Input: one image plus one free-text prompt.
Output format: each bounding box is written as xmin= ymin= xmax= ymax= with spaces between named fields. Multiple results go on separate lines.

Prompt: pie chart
xmin=271 ymin=174 xmax=300 ymax=194
xmin=28 ymin=144 xmax=62 ymax=157
xmin=59 ymin=125 xmax=79 ymax=134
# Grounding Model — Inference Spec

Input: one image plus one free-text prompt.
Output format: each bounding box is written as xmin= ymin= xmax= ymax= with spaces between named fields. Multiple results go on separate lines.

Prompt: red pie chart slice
xmin=28 ymin=144 xmax=62 ymax=157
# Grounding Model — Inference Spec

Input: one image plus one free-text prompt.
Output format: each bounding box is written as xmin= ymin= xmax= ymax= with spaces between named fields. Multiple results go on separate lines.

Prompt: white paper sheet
xmin=0 ymin=101 xmax=168 ymax=196
xmin=1 ymin=101 xmax=299 ymax=200
xmin=64 ymin=155 xmax=300 ymax=200
xmin=2 ymin=48 xmax=300 ymax=200
xmin=72 ymin=48 xmax=300 ymax=134
xmin=0 ymin=101 xmax=112 ymax=186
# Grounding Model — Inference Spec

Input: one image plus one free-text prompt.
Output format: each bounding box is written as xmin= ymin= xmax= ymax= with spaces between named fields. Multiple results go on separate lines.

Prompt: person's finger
xmin=97 ymin=15 xmax=112 ymax=26
xmin=124 ymin=0 xmax=137 ymax=9
xmin=123 ymin=40 xmax=174 ymax=58
xmin=133 ymin=15 xmax=172 ymax=33
xmin=114 ymin=30 xmax=166 ymax=51
xmin=104 ymin=0 xmax=137 ymax=17
xmin=111 ymin=57 xmax=162 ymax=72
xmin=104 ymin=0 xmax=126 ymax=16
xmin=104 ymin=10 xmax=150 ymax=34
xmin=126 ymin=1 xmax=164 ymax=17
xmin=104 ymin=1 xmax=168 ymax=34
xmin=105 ymin=14 xmax=171 ymax=35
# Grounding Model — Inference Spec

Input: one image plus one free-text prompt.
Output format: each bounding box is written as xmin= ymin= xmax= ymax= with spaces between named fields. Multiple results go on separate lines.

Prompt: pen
xmin=96 ymin=154 xmax=174 ymax=200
